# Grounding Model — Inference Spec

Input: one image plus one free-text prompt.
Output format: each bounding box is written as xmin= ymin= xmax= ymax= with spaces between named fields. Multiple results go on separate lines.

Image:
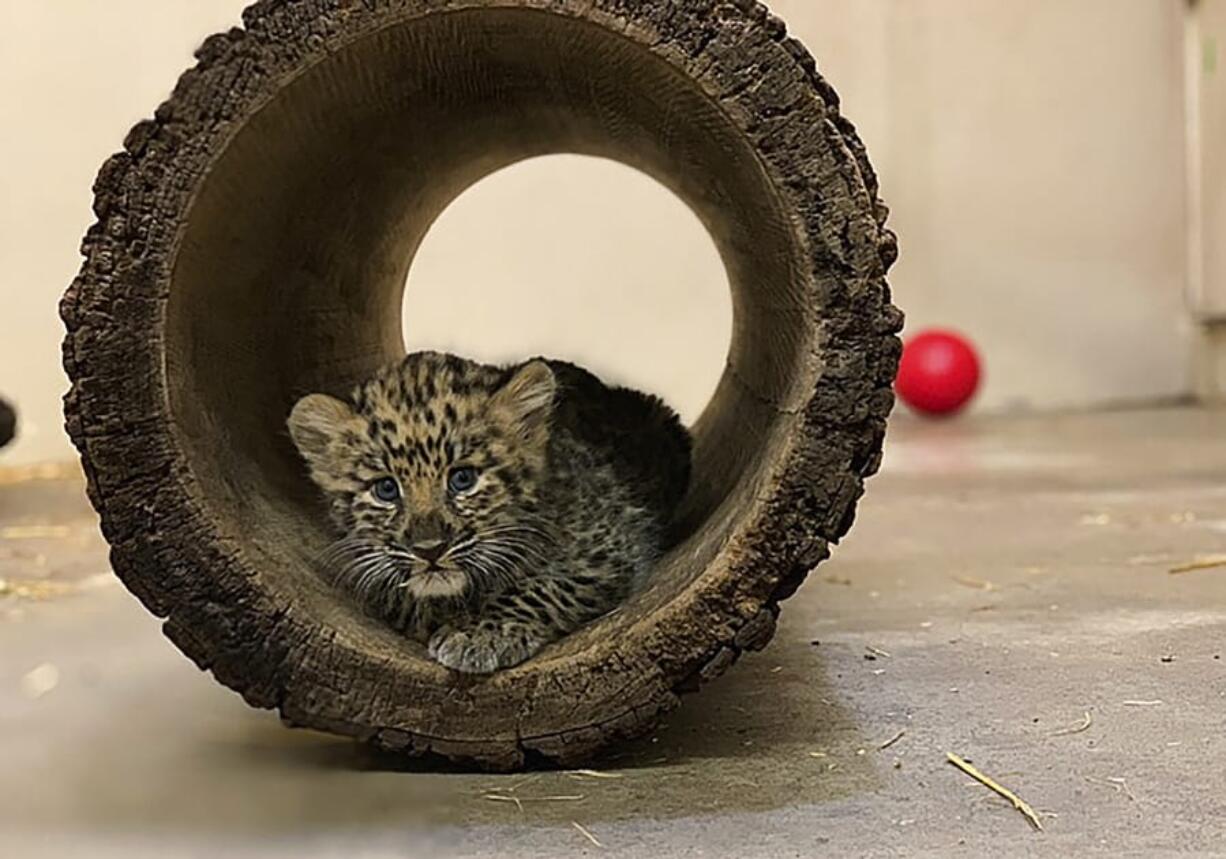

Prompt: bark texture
xmin=61 ymin=0 xmax=902 ymax=769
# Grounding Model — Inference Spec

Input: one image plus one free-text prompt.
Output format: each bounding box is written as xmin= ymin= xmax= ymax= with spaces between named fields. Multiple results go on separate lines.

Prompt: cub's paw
xmin=427 ymin=624 xmax=546 ymax=674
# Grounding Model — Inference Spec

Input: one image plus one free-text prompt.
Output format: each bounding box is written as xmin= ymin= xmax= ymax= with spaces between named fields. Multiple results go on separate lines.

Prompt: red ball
xmin=895 ymin=329 xmax=981 ymax=416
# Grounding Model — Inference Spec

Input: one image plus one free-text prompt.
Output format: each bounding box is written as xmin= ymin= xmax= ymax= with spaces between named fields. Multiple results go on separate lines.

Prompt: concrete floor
xmin=1 ymin=407 xmax=1224 ymax=858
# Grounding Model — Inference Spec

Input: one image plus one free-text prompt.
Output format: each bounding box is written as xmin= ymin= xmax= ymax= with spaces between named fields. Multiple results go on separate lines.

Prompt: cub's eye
xmin=447 ymin=466 xmax=479 ymax=494
xmin=371 ymin=477 xmax=401 ymax=503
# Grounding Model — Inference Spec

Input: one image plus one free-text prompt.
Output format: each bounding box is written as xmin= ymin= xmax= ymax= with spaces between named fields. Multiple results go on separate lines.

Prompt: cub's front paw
xmin=427 ymin=624 xmax=545 ymax=674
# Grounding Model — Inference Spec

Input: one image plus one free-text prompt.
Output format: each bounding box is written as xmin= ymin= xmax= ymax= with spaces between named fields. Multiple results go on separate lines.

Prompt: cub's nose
xmin=411 ymin=540 xmax=449 ymax=564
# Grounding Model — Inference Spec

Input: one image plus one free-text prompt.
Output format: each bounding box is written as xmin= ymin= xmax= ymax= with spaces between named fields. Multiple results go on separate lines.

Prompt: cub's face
xmin=288 ymin=353 xmax=556 ymax=600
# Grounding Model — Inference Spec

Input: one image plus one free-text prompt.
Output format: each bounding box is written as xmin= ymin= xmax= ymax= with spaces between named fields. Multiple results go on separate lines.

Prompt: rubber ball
xmin=895 ymin=329 xmax=981 ymax=416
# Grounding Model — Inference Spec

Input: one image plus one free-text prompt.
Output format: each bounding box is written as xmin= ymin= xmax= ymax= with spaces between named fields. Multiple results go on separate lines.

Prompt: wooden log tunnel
xmin=60 ymin=0 xmax=902 ymax=769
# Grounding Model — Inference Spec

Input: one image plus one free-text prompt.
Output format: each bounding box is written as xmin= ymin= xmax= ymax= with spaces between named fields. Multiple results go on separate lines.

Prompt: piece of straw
xmin=1049 ymin=711 xmax=1092 ymax=737
xmin=565 ymin=769 xmax=623 ymax=780
xmin=572 ymin=821 xmax=603 ymax=848
xmin=1169 ymin=557 xmax=1226 ymax=574
xmin=946 ymin=752 xmax=1043 ymax=832
xmin=879 ymin=729 xmax=906 ymax=750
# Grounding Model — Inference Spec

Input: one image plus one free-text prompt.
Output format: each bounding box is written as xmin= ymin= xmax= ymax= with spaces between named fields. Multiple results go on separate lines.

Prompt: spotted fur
xmin=288 ymin=351 xmax=691 ymax=673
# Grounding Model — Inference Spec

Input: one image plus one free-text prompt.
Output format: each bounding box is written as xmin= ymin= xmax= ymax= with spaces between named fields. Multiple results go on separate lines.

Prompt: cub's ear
xmin=287 ymin=394 xmax=363 ymax=476
xmin=492 ymin=360 xmax=556 ymax=440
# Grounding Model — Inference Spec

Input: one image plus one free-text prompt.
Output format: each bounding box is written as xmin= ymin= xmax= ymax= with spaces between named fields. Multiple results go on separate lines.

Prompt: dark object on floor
xmin=0 ymin=397 xmax=15 ymax=449
xmin=59 ymin=0 xmax=902 ymax=770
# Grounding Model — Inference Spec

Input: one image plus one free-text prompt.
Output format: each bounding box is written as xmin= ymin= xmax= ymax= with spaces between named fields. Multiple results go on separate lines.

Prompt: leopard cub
xmin=288 ymin=351 xmax=691 ymax=673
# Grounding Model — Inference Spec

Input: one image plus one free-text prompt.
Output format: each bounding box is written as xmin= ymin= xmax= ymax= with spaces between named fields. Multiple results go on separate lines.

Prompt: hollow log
xmin=61 ymin=0 xmax=902 ymax=769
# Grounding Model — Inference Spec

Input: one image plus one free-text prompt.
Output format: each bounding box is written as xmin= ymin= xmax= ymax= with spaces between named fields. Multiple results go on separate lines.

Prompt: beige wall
xmin=777 ymin=0 xmax=1192 ymax=414
xmin=0 ymin=1 xmax=1196 ymax=465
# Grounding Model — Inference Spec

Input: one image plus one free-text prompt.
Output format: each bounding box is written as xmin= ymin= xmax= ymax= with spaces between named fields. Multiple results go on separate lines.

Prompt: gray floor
xmin=2 ymin=407 xmax=1224 ymax=857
